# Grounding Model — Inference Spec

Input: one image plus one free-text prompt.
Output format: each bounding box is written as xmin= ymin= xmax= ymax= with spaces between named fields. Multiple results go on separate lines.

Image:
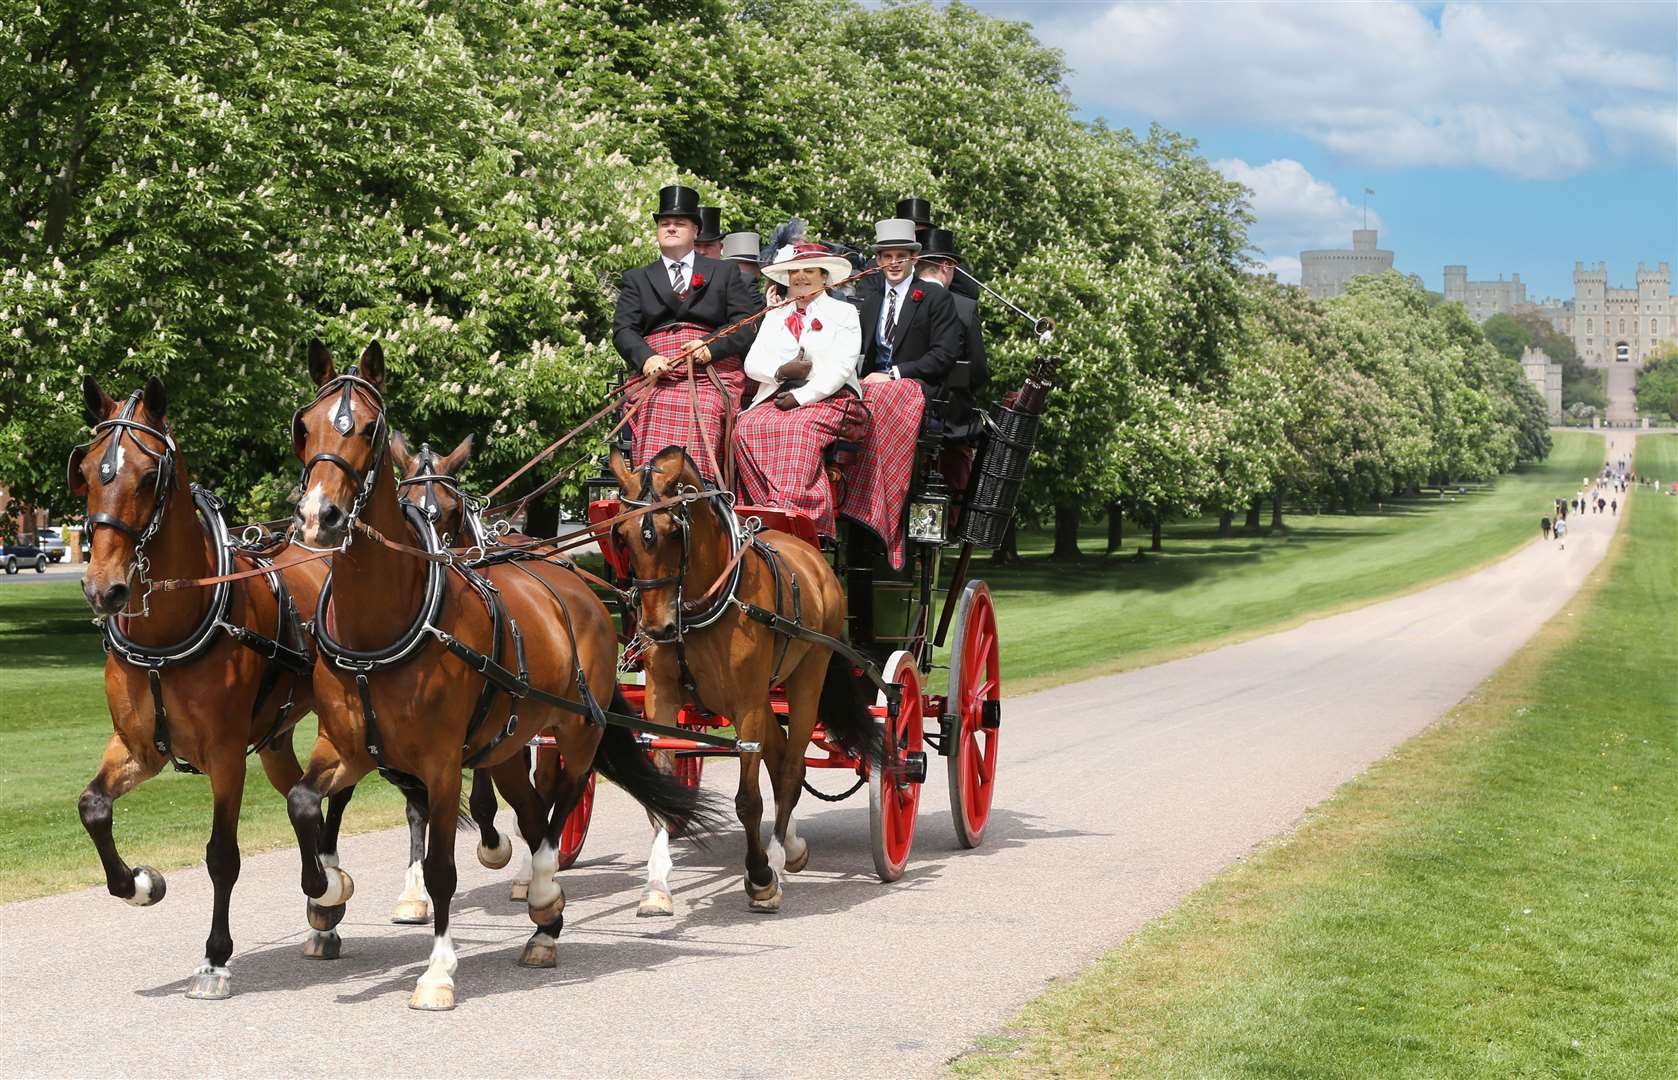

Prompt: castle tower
xmin=1443 ymin=265 xmax=1467 ymax=305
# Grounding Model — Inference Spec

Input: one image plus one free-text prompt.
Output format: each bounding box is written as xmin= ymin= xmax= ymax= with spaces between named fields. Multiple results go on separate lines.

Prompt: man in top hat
xmin=612 ymin=184 xmax=762 ymax=485
xmin=914 ymin=227 xmax=988 ymax=439
xmin=694 ymin=206 xmax=724 ymax=259
xmin=720 ymin=231 xmax=762 ymax=283
xmin=856 ymin=218 xmax=962 ymax=391
xmin=896 ymin=195 xmax=978 ymax=301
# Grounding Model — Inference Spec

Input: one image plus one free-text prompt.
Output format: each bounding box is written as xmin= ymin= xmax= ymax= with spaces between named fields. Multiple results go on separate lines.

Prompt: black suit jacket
xmin=612 ymin=254 xmax=762 ymax=373
xmin=857 ymin=277 xmax=963 ymax=388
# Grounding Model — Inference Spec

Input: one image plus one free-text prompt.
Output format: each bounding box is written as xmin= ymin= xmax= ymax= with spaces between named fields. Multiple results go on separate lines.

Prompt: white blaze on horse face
xmin=646 ymin=827 xmax=672 ymax=894
xmin=295 ymin=482 xmax=332 ymax=542
xmin=527 ymin=841 xmax=560 ymax=912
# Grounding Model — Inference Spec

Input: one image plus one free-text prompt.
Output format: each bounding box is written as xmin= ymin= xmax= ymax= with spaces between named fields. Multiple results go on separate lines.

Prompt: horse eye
xmin=141 ymin=470 xmax=161 ymax=490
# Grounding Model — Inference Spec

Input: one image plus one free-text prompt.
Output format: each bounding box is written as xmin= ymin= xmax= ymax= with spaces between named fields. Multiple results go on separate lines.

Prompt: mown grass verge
xmin=952 ymin=435 xmax=1676 ymax=1078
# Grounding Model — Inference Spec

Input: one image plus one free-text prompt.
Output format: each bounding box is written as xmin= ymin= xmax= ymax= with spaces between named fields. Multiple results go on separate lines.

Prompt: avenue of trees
xmin=2 ymin=0 xmax=1550 ymax=553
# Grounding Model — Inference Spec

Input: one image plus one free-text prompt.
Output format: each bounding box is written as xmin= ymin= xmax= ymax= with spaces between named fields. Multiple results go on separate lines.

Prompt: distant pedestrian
xmin=1611 ymin=499 xmax=1618 ymax=515
xmin=1555 ymin=519 xmax=1567 ymax=550
xmin=1541 ymin=516 xmax=1552 ymax=539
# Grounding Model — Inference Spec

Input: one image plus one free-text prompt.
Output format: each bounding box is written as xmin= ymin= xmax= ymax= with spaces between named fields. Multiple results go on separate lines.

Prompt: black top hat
xmin=896 ymin=197 xmax=935 ymax=227
xmin=697 ymin=206 xmax=723 ymax=242
xmin=654 ymin=185 xmax=704 ymax=224
xmin=917 ymin=227 xmax=960 ymax=263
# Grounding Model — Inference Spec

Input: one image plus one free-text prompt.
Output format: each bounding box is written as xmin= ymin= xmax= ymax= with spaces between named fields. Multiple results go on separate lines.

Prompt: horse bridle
xmin=618 ymin=462 xmax=741 ymax=645
xmin=67 ymin=391 xmax=179 ymax=617
xmin=291 ymin=368 xmax=388 ymax=551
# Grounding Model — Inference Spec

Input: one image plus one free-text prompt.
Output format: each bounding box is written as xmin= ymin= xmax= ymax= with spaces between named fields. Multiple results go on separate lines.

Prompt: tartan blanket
xmin=734 ymin=392 xmax=867 ymax=539
xmin=627 ymin=322 xmax=748 ymax=487
xmin=841 ymin=379 xmax=925 ymax=569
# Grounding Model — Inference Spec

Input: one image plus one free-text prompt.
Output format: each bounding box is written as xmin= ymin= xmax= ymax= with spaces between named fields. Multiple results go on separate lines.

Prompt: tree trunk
xmin=1105 ymin=503 xmax=1123 ymax=554
xmin=1150 ymin=516 xmax=1163 ymax=552
xmin=1217 ymin=510 xmax=1234 ymax=537
xmin=1245 ymin=497 xmax=1262 ymax=532
xmin=990 ymin=520 xmax=1020 ymax=565
xmin=1051 ymin=504 xmax=1082 ymax=561
xmin=1270 ymin=490 xmax=1284 ymax=532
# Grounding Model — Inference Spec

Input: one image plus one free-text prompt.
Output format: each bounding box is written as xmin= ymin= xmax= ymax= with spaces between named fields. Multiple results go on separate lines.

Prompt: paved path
xmin=1 ymin=483 xmax=1624 ymax=1079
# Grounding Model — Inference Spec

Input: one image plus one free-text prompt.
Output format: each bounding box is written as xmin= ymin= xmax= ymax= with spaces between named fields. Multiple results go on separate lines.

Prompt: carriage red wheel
xmin=555 ymin=770 xmax=594 ymax=870
xmin=673 ymin=751 xmax=705 ymax=788
xmin=947 ymin=581 xmax=1000 ymax=848
xmin=869 ymin=651 xmax=924 ymax=882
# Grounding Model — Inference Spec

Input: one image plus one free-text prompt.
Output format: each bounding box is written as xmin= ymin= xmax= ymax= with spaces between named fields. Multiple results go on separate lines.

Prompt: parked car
xmin=37 ymin=527 xmax=67 ymax=563
xmin=2 ymin=540 xmax=49 ymax=574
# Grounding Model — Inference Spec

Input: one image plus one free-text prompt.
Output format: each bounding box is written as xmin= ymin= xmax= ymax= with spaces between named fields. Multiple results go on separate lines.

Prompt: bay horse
xmin=70 ymin=374 xmax=323 ymax=1000
xmin=289 ymin=340 xmax=715 ymax=1010
xmin=607 ymin=446 xmax=881 ymax=913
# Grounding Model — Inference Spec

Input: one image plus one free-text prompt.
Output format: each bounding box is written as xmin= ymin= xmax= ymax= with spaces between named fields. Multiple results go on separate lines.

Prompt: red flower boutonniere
xmin=910 ymin=289 xmax=924 ymax=301
xmin=690 ymin=272 xmax=706 ymax=289
xmin=810 ymin=318 xmax=823 ymax=332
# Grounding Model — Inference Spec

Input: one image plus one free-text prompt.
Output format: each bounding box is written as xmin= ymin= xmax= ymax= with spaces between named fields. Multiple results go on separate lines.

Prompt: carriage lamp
xmin=585 ymin=455 xmax=621 ymax=506
xmin=906 ymin=470 xmax=950 ymax=544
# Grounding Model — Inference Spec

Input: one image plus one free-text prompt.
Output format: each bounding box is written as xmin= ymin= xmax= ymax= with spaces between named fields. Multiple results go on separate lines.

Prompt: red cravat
xmin=785 ymin=306 xmax=808 ymax=339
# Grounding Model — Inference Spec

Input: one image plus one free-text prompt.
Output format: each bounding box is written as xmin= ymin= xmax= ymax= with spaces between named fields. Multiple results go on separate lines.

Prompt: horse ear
xmin=307 ymin=339 xmax=335 ymax=386
xmin=82 ymin=374 xmax=113 ymax=426
xmin=389 ymin=430 xmax=414 ymax=475
xmin=359 ymin=340 xmax=386 ymax=389
xmin=608 ymin=447 xmax=635 ymax=492
xmin=67 ymin=445 xmax=90 ymax=497
xmin=141 ymin=375 xmax=168 ymax=422
xmin=441 ymin=433 xmax=475 ymax=475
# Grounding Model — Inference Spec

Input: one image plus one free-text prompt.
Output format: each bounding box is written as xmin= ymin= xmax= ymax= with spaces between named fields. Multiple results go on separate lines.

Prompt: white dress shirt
xmin=664 ymin=250 xmax=695 ymax=289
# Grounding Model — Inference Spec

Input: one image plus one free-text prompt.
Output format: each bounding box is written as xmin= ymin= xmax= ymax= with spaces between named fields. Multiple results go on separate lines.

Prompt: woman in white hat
xmin=734 ymin=243 xmax=866 ymax=537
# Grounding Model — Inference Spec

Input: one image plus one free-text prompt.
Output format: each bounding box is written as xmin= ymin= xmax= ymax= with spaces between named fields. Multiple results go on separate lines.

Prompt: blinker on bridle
xmin=293 ymin=366 xmax=388 ymax=548
xmin=67 ymin=390 xmax=179 ymax=618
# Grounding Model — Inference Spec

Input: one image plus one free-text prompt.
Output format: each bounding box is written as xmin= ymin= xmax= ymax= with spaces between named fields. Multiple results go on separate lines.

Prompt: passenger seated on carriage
xmin=733 ymin=243 xmax=866 ymax=539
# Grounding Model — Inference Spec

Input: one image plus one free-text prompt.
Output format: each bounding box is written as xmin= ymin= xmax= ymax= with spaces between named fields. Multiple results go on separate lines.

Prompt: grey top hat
xmin=871 ymin=218 xmax=922 ymax=252
xmin=720 ymin=232 xmax=760 ymax=263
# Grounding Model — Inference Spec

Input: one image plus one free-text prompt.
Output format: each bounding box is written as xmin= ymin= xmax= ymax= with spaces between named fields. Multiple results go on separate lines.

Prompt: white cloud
xmin=1214 ymin=158 xmax=1379 ymax=282
xmin=1035 ymin=1 xmax=1678 ymax=179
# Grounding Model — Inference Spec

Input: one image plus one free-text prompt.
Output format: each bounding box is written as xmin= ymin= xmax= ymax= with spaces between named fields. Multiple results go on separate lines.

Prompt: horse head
xmin=291 ymin=338 xmax=389 ymax=549
xmin=393 ymin=431 xmax=475 ymax=544
xmin=609 ymin=444 xmax=709 ymax=641
xmin=68 ymin=374 xmax=178 ymax=616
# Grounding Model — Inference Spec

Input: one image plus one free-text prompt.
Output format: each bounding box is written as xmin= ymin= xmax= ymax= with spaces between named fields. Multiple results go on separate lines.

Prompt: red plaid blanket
xmin=627 ymin=322 xmax=748 ymax=487
xmin=735 ymin=393 xmax=867 ymax=539
xmin=841 ymin=379 xmax=925 ymax=569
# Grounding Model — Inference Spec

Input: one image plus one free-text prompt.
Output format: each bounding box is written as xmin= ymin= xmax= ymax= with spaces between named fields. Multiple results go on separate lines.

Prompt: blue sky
xmin=965 ymin=0 xmax=1677 ymax=301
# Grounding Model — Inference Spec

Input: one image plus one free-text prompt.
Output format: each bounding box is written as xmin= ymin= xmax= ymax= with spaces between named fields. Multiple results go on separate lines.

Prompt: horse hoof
xmin=408 ymin=980 xmax=455 ymax=1012
xmin=307 ymin=901 xmax=346 ymax=932
xmin=390 ymin=899 xmax=430 ymax=925
xmin=637 ymin=890 xmax=674 ymax=918
xmin=785 ymin=840 xmax=810 ymax=875
xmin=302 ymin=930 xmax=341 ymax=960
xmin=517 ymin=937 xmax=558 ymax=969
xmin=318 ymin=866 xmax=355 ymax=907
xmin=528 ymin=889 xmax=566 ymax=927
xmin=185 ymin=965 xmax=231 ymax=1000
xmin=125 ymin=866 xmax=166 ymax=907
xmin=477 ymin=834 xmax=514 ymax=870
xmin=509 ymin=880 xmax=529 ymax=902
xmin=745 ymin=873 xmax=783 ymax=913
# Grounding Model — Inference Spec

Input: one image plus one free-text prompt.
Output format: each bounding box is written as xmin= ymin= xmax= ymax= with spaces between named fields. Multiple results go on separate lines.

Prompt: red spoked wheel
xmin=947 ymin=581 xmax=1001 ymax=848
xmin=555 ymin=770 xmax=595 ymax=870
xmin=673 ymin=751 xmax=705 ymax=789
xmin=869 ymin=650 xmax=925 ymax=882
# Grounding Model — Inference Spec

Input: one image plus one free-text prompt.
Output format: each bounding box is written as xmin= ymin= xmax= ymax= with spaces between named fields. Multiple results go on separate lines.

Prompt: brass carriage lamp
xmin=907 ymin=469 xmax=950 ymax=544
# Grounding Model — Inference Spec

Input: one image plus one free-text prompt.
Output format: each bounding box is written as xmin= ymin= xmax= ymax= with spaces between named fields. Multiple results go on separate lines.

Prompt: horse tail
xmin=591 ymin=690 xmax=727 ymax=844
xmin=818 ymin=651 xmax=885 ymax=767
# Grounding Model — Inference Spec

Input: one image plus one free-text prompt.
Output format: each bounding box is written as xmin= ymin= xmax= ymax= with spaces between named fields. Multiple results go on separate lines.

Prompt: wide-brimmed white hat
xmin=761 ymin=243 xmax=854 ymax=286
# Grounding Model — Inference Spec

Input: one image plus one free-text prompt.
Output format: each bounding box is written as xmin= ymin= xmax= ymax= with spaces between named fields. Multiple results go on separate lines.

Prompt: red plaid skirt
xmin=841 ymin=379 xmax=925 ymax=569
xmin=735 ymin=392 xmax=867 ymax=539
xmin=627 ymin=323 xmax=747 ymax=487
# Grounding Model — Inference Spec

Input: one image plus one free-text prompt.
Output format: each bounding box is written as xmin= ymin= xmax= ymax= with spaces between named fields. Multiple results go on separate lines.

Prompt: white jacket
xmin=743 ymin=291 xmax=863 ymax=409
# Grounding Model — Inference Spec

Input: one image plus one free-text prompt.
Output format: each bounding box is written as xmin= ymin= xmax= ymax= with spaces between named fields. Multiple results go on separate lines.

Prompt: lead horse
xmin=70 ymin=375 xmax=324 ymax=999
xmin=287 ymin=340 xmax=717 ymax=1010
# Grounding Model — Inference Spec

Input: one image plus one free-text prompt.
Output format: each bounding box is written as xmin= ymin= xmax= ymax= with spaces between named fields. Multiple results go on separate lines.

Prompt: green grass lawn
xmin=953 ymin=434 xmax=1677 ymax=1078
xmin=980 ymin=431 xmax=1604 ymax=691
xmin=0 ymin=434 xmax=1604 ymax=903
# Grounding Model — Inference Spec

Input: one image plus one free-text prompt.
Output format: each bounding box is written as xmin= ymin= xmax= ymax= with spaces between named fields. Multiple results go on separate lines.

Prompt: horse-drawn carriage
xmin=67 ymin=287 xmax=1055 ymax=1007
